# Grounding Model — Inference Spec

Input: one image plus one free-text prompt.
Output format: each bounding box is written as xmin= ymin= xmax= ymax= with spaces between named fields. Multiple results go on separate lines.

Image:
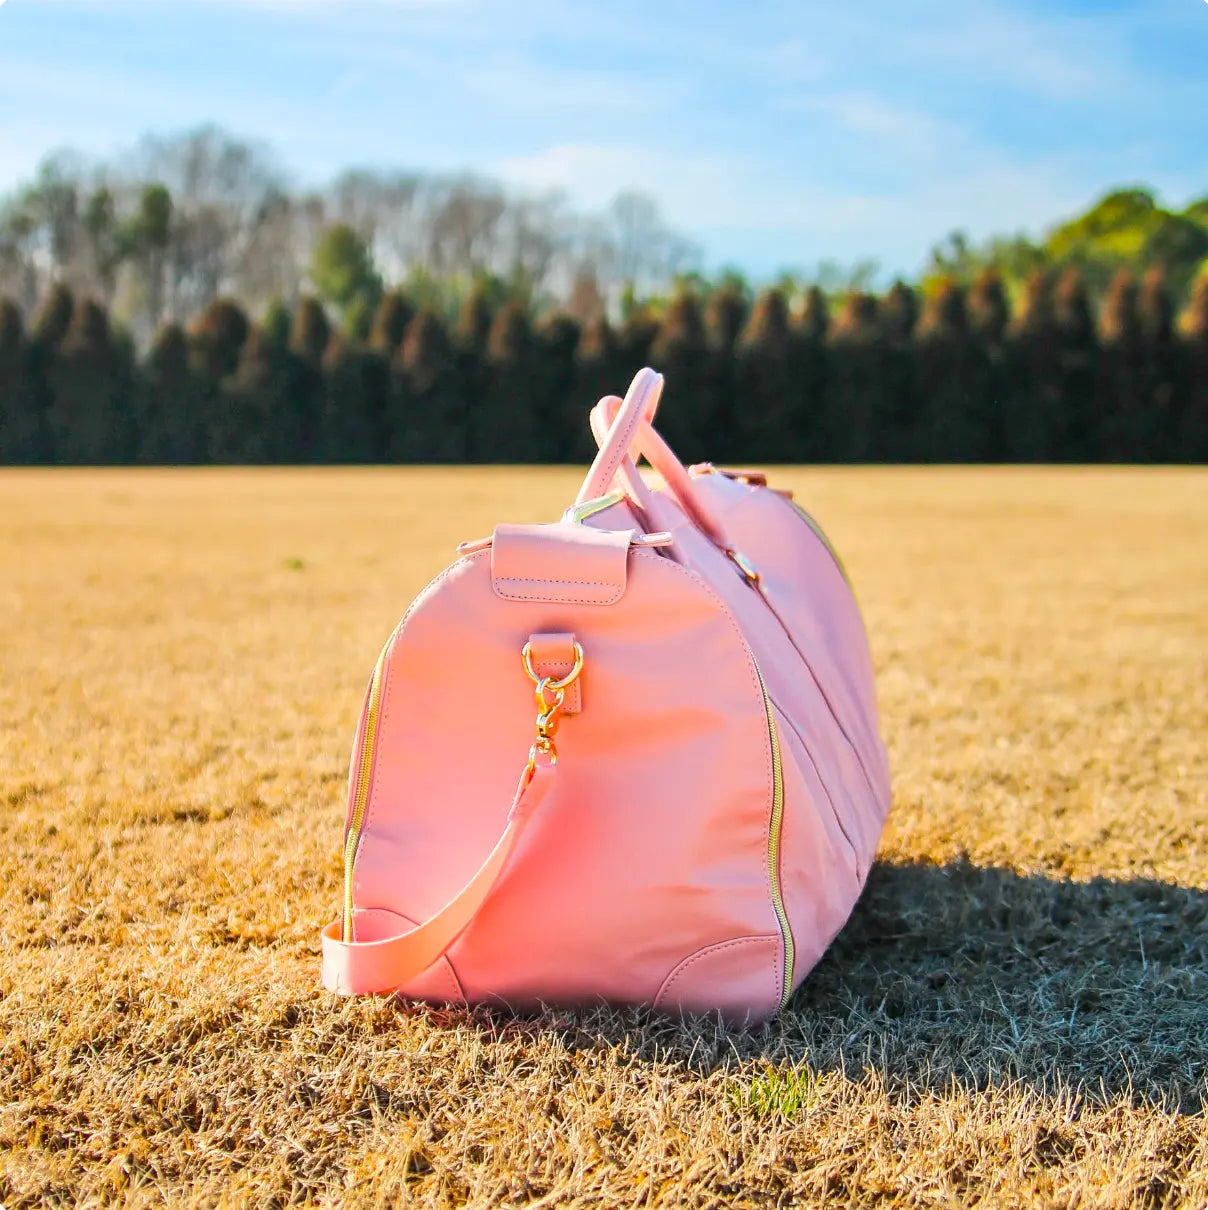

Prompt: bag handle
xmin=321 ymin=755 xmax=556 ymax=995
xmin=583 ymin=369 xmax=731 ymax=551
xmin=576 ymin=366 xmax=664 ymax=507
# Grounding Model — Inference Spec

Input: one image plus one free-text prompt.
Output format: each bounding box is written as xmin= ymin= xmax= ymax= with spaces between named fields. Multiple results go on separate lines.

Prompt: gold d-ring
xmin=521 ymin=640 xmax=584 ymax=691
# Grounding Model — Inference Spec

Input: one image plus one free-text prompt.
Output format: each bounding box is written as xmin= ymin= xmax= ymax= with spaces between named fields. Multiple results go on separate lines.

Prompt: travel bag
xmin=320 ymin=367 xmax=891 ymax=1021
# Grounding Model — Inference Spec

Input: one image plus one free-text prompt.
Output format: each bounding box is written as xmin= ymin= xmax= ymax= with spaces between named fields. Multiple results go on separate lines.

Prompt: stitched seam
xmin=497 ymin=576 xmax=617 ymax=589
xmin=496 ymin=590 xmax=624 ymax=605
xmin=355 ymin=549 xmax=491 ymax=906
xmin=769 ymin=694 xmax=857 ymax=870
xmin=496 ymin=588 xmax=623 ymax=605
xmin=718 ymin=487 xmax=884 ymax=810
xmin=654 ymin=935 xmax=781 ymax=1010
xmin=596 ymin=388 xmax=649 ymax=494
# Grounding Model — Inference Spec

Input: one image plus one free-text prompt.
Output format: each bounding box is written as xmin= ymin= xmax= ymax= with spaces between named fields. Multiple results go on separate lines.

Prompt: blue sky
xmin=1 ymin=0 xmax=1206 ymax=278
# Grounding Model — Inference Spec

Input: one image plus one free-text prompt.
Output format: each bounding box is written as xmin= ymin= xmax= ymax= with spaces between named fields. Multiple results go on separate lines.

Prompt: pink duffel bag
xmin=320 ymin=367 xmax=891 ymax=1021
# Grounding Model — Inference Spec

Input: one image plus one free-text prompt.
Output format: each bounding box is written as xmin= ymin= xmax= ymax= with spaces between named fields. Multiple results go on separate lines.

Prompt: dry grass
xmin=1 ymin=465 xmax=1206 ymax=1209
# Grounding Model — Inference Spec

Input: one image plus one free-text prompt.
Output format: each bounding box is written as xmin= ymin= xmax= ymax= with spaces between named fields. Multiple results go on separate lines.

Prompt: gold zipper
xmin=751 ymin=657 xmax=794 ymax=1010
xmin=341 ymin=636 xmax=392 ymax=943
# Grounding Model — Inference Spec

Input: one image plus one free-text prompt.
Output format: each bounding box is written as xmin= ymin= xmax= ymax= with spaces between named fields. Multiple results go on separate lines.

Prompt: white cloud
xmin=903 ymin=2 xmax=1104 ymax=101
xmin=2 ymin=0 xmax=1202 ymax=278
xmin=494 ymin=137 xmax=1100 ymax=278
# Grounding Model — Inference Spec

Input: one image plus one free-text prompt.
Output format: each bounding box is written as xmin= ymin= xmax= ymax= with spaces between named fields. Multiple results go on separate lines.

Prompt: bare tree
xmin=0 ymin=126 xmax=702 ymax=337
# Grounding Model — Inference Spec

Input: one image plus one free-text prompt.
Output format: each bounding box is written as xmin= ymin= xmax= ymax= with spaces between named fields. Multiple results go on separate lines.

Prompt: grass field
xmin=1 ymin=465 xmax=1206 ymax=1208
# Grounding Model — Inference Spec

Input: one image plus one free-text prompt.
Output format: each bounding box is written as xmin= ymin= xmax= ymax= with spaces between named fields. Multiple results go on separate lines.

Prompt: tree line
xmin=0 ymin=127 xmax=696 ymax=349
xmin=3 ymin=264 xmax=1207 ymax=467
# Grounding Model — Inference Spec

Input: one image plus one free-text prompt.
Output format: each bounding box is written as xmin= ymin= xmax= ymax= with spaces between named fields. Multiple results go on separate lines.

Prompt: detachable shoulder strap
xmin=321 ymin=756 xmax=556 ymax=995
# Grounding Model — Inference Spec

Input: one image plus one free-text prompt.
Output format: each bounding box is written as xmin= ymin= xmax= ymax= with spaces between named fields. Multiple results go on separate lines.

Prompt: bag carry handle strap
xmin=576 ymin=366 xmax=663 ymax=506
xmin=587 ymin=375 xmax=732 ymax=551
xmin=321 ymin=641 xmax=583 ymax=996
xmin=321 ymin=756 xmax=556 ymax=995
xmin=580 ymin=394 xmax=663 ymax=523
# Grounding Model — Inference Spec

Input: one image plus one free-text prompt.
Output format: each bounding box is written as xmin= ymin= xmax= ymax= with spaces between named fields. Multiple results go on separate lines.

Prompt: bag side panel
xmin=772 ymin=704 xmax=863 ymax=990
xmin=692 ymin=475 xmax=892 ymax=877
xmin=351 ymin=546 xmax=783 ymax=1013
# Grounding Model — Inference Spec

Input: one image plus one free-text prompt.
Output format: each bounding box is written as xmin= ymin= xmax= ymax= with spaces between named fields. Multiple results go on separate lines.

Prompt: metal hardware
xmin=563 ymin=492 xmax=625 ymax=525
xmin=726 ymin=548 xmax=762 ymax=588
xmin=521 ymin=639 xmax=584 ymax=691
xmin=690 ymin=464 xmax=768 ymax=487
xmin=521 ymin=641 xmax=585 ymax=775
xmin=341 ymin=634 xmax=395 ymax=943
xmin=751 ymin=658 xmax=794 ymax=1009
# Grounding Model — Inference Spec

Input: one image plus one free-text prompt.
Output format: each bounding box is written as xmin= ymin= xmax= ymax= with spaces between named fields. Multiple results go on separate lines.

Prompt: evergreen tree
xmin=650 ymin=289 xmax=710 ymax=462
xmin=32 ymin=284 xmax=75 ymax=350
xmin=261 ymin=300 xmax=292 ymax=352
xmin=703 ymin=285 xmax=748 ymax=453
xmin=915 ymin=281 xmax=985 ymax=461
xmin=708 ymin=283 xmax=750 ymax=348
xmin=1004 ymin=271 xmax=1059 ymax=460
xmin=1138 ymin=267 xmax=1177 ymax=461
xmin=1099 ymin=270 xmax=1148 ymax=461
xmin=455 ymin=285 xmax=494 ymax=462
xmin=25 ymin=284 xmax=76 ymax=463
xmin=617 ymin=307 xmax=660 ymax=372
xmin=357 ymin=291 xmax=414 ymax=460
xmin=0 ymin=299 xmax=34 ymax=463
xmin=969 ymin=271 xmax=1010 ymax=460
xmin=322 ymin=335 xmax=375 ymax=463
xmin=793 ymin=286 xmax=830 ymax=460
xmin=827 ymin=293 xmax=883 ymax=462
xmin=1177 ymin=275 xmax=1208 ymax=461
xmin=223 ymin=328 xmax=289 ymax=462
xmin=735 ymin=289 xmax=796 ymax=462
xmin=969 ymin=270 xmax=1009 ymax=344
xmin=882 ymin=280 xmax=918 ymax=342
xmin=189 ymin=298 xmax=251 ymax=379
xmin=881 ymin=281 xmax=919 ymax=461
xmin=354 ymin=344 xmax=392 ymax=462
xmin=288 ymin=297 xmax=332 ymax=461
xmin=189 ymin=298 xmax=251 ymax=463
xmin=400 ymin=310 xmax=463 ymax=462
xmin=481 ymin=300 xmax=538 ymax=462
xmin=533 ymin=313 xmax=581 ymax=462
xmin=45 ymin=299 xmax=135 ymax=464
xmin=1052 ymin=267 xmax=1099 ymax=461
xmin=572 ymin=316 xmax=620 ymax=463
xmin=141 ymin=323 xmax=205 ymax=464
xmin=369 ymin=291 xmax=416 ymax=357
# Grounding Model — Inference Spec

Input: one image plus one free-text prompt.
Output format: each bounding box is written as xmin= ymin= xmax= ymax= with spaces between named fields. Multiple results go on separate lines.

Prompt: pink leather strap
xmin=580 ymin=396 xmax=663 ymax=525
xmin=588 ymin=384 xmax=731 ymax=551
xmin=528 ymin=632 xmax=582 ymax=713
xmin=576 ymin=367 xmax=664 ymax=506
xmin=321 ymin=756 xmax=557 ymax=995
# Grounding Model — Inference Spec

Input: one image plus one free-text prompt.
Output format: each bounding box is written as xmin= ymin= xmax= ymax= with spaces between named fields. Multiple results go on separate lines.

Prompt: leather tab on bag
xmin=527 ymin=631 xmax=582 ymax=713
xmin=491 ymin=523 xmax=633 ymax=606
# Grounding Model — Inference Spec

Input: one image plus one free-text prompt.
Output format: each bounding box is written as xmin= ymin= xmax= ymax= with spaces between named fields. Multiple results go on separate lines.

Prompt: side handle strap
xmin=320 ymin=756 xmax=557 ymax=995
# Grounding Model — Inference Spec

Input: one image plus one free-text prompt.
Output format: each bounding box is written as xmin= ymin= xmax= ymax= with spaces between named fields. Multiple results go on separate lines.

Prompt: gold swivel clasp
xmin=521 ymin=640 xmax=585 ymax=773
